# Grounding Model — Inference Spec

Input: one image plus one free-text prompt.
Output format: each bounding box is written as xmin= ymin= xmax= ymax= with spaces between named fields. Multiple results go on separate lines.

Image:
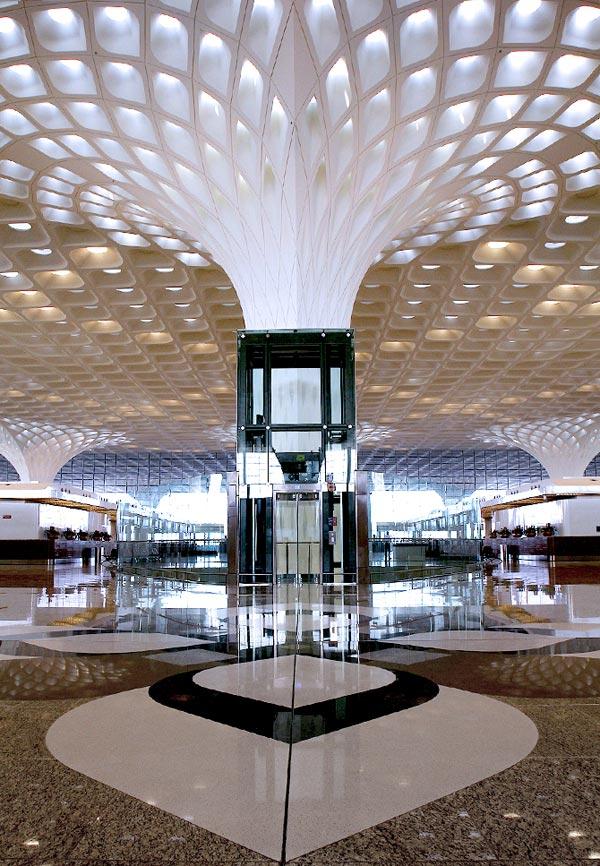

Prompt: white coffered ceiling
xmin=0 ymin=0 xmax=599 ymax=478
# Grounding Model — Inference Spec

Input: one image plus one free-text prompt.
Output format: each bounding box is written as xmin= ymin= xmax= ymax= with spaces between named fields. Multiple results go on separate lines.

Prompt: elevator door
xmin=274 ymin=491 xmax=321 ymax=581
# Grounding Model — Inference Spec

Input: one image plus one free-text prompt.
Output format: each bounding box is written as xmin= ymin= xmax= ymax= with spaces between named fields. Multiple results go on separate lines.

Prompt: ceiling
xmin=0 ymin=0 xmax=599 ymax=478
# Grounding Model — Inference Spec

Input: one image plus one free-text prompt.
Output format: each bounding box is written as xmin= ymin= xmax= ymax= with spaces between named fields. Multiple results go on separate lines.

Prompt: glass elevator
xmin=235 ymin=330 xmax=357 ymax=583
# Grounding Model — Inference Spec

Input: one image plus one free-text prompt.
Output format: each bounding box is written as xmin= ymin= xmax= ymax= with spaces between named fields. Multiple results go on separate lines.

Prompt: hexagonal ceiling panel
xmin=0 ymin=0 xmax=599 ymax=476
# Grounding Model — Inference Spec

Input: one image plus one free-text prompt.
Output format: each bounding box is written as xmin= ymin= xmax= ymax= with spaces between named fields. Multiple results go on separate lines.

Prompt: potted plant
xmin=541 ymin=523 xmax=555 ymax=536
xmin=499 ymin=526 xmax=511 ymax=538
xmin=512 ymin=525 xmax=523 ymax=538
xmin=524 ymin=526 xmax=537 ymax=537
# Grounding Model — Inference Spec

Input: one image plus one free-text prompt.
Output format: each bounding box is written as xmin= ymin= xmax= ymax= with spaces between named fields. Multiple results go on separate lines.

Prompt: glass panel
xmin=330 ymin=366 xmax=342 ymax=424
xmin=238 ymin=430 xmax=268 ymax=485
xmin=271 ymin=367 xmax=321 ymax=424
xmin=251 ymin=367 xmax=264 ymax=424
xmin=271 ymin=431 xmax=322 ymax=483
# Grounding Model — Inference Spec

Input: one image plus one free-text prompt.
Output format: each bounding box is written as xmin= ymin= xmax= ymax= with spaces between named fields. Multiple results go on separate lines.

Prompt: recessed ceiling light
xmin=32 ymin=248 xmax=52 ymax=255
xmin=141 ymin=318 xmax=153 ymax=323
xmin=87 ymin=246 xmax=108 ymax=254
xmin=52 ymin=270 xmax=70 ymax=276
xmin=463 ymin=283 xmax=479 ymax=288
xmin=1 ymin=271 xmax=19 ymax=278
xmin=544 ymin=242 xmax=565 ymax=249
xmin=422 ymin=264 xmax=440 ymax=270
xmin=413 ymin=283 xmax=431 ymax=288
xmin=565 ymin=214 xmax=588 ymax=224
xmin=105 ymin=6 xmax=129 ymax=22
xmin=407 ymin=301 xmax=422 ymax=305
xmin=103 ymin=268 xmax=121 ymax=274
xmin=155 ymin=267 xmax=174 ymax=273
xmin=453 ymin=300 xmax=469 ymax=305
xmin=48 ymin=7 xmax=75 ymax=25
xmin=129 ymin=304 xmax=143 ymax=309
xmin=184 ymin=318 xmax=197 ymax=322
xmin=580 ymin=265 xmax=598 ymax=270
xmin=488 ymin=241 xmax=508 ymax=249
xmin=475 ymin=264 xmax=493 ymax=270
xmin=166 ymin=286 xmax=182 ymax=292
xmin=9 ymin=222 xmax=31 ymax=231
xmin=174 ymin=303 xmax=190 ymax=308
xmin=116 ymin=288 xmax=134 ymax=293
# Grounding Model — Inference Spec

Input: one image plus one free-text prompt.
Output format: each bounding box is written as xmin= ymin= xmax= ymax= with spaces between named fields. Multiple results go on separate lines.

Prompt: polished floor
xmin=1 ymin=558 xmax=600 ymax=864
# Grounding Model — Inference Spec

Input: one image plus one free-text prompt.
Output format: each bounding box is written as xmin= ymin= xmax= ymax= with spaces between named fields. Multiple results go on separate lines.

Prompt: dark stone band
xmin=149 ymin=661 xmax=439 ymax=743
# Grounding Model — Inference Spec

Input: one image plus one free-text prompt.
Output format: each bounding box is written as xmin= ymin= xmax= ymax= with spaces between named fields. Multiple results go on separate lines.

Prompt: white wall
xmin=561 ymin=498 xmax=600 ymax=537
xmin=0 ymin=502 xmax=40 ymax=539
xmin=491 ymin=496 xmax=600 ymax=537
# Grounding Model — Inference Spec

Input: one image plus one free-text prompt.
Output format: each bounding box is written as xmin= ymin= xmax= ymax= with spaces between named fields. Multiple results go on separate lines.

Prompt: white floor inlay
xmin=146 ymin=648 xmax=233 ymax=666
xmin=559 ymin=650 xmax=600 ymax=659
xmin=523 ymin=621 xmax=600 ymax=636
xmin=22 ymin=633 xmax=211 ymax=654
xmin=193 ymin=655 xmax=394 ymax=707
xmin=383 ymin=631 xmax=566 ymax=652
xmin=0 ymin=624 xmax=100 ymax=638
xmin=360 ymin=648 xmax=447 ymax=666
xmin=47 ymin=655 xmax=538 ymax=860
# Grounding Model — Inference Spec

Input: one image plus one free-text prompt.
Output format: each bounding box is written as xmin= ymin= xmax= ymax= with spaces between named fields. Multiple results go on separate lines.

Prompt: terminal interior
xmin=1 ymin=1 xmax=600 ymax=864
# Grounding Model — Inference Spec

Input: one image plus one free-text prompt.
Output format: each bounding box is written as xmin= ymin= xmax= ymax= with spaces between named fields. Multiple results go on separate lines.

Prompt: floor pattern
xmin=46 ymin=655 xmax=538 ymax=861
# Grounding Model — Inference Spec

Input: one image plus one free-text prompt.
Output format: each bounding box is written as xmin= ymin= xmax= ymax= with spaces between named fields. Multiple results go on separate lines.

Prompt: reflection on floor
xmin=0 ymin=558 xmax=600 ymax=863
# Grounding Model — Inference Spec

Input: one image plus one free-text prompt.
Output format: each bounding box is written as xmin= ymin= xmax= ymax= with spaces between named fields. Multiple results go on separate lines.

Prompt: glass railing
xmin=117 ymin=539 xmax=227 ymax=571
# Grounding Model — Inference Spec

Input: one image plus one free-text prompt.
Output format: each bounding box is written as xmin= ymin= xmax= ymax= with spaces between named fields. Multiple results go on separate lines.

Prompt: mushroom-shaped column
xmin=0 ymin=422 xmax=127 ymax=486
xmin=491 ymin=416 xmax=600 ymax=481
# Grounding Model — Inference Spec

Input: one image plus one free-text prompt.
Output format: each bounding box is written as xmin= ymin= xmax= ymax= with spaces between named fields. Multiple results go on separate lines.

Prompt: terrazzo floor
xmin=1 ymin=693 xmax=599 ymax=865
xmin=2 ymin=560 xmax=600 ymax=864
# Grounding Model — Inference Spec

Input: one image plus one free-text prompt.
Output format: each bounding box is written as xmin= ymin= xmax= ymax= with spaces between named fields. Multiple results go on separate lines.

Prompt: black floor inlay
xmin=148 ymin=660 xmax=439 ymax=743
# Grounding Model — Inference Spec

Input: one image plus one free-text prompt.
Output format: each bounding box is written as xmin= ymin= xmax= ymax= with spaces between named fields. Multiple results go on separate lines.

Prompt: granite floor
xmin=1 ymin=560 xmax=600 ymax=864
xmin=1 ymin=693 xmax=599 ymax=865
